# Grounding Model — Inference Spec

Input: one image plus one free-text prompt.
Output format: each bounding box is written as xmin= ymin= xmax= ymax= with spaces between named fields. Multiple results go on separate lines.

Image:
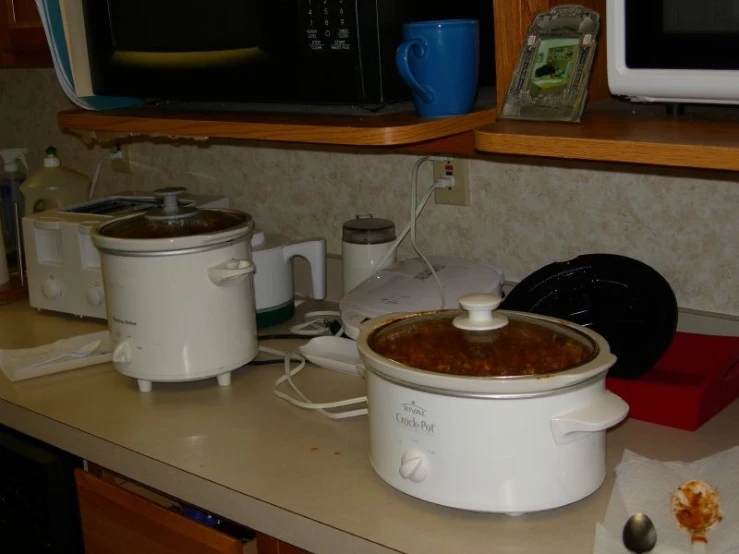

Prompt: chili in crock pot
xmin=369 ymin=316 xmax=593 ymax=377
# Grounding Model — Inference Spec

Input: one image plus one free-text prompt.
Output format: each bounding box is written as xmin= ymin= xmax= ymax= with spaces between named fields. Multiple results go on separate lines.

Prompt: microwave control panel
xmin=302 ymin=0 xmax=356 ymax=54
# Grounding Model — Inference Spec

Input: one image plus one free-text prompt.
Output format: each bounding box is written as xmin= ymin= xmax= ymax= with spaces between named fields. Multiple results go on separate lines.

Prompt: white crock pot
xmin=356 ymin=293 xmax=629 ymax=514
xmin=91 ymin=187 xmax=258 ymax=392
xmin=251 ymin=230 xmax=326 ymax=327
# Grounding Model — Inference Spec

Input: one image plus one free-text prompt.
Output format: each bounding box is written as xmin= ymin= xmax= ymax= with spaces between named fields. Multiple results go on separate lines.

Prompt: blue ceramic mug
xmin=395 ymin=19 xmax=479 ymax=117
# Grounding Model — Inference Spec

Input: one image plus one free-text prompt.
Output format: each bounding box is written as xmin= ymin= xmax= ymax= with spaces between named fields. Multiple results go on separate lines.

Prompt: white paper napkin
xmin=594 ymin=447 xmax=739 ymax=554
xmin=0 ymin=330 xmax=113 ymax=382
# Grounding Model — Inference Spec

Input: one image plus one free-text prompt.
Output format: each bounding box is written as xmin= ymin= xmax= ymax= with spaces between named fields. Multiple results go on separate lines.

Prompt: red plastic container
xmin=606 ymin=332 xmax=739 ymax=431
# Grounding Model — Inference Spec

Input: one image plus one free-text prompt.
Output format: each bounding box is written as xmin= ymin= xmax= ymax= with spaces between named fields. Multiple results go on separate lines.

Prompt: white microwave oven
xmin=607 ymin=0 xmax=739 ymax=105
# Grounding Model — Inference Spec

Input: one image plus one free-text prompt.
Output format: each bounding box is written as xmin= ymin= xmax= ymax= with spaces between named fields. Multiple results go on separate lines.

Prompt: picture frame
xmin=498 ymin=5 xmax=601 ymax=123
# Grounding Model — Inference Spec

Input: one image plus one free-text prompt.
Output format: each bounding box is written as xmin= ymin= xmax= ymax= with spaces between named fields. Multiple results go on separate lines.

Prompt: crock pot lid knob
xmin=146 ymin=187 xmax=198 ymax=220
xmin=453 ymin=293 xmax=509 ymax=331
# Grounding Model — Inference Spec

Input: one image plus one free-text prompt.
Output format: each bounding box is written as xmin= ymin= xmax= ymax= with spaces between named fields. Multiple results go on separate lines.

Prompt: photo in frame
xmin=498 ymin=5 xmax=600 ymax=123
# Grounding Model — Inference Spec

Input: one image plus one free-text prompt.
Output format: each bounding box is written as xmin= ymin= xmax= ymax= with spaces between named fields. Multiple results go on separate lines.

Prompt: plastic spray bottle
xmin=0 ymin=148 xmax=30 ymax=268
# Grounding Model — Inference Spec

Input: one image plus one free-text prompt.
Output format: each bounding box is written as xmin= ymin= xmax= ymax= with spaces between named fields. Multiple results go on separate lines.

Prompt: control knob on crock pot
xmin=399 ymin=448 xmax=429 ymax=483
xmin=112 ymin=339 xmax=133 ymax=364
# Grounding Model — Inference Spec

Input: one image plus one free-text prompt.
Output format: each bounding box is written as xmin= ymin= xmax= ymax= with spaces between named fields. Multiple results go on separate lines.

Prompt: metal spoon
xmin=623 ymin=513 xmax=657 ymax=554
xmin=27 ymin=339 xmax=103 ymax=368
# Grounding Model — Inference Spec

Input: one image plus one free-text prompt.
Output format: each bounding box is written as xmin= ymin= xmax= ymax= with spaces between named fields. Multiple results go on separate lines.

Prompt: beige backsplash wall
xmin=2 ymin=68 xmax=738 ymax=316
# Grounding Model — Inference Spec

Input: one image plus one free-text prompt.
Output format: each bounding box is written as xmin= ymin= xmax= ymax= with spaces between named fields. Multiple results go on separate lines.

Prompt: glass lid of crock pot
xmin=98 ymin=187 xmax=248 ymax=239
xmin=368 ymin=299 xmax=597 ymax=378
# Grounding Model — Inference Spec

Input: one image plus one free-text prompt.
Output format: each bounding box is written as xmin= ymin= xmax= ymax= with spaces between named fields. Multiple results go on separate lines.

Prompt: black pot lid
xmin=500 ymin=254 xmax=678 ymax=379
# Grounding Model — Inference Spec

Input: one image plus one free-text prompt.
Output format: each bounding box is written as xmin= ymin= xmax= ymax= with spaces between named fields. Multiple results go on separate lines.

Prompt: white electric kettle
xmin=251 ymin=230 xmax=327 ymax=327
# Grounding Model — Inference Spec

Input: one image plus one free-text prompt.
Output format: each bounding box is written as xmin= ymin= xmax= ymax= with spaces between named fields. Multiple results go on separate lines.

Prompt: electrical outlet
xmin=111 ymin=146 xmax=131 ymax=174
xmin=433 ymin=158 xmax=469 ymax=206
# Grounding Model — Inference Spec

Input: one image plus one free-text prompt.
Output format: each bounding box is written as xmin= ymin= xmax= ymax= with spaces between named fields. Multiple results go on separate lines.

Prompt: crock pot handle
xmin=208 ymin=259 xmax=255 ymax=286
xmin=549 ymin=391 xmax=629 ymax=445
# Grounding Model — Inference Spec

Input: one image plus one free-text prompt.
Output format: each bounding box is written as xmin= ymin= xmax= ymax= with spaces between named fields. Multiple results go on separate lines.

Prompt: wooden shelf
xmin=474 ymin=99 xmax=739 ymax=171
xmin=58 ymin=106 xmax=497 ymax=148
xmin=58 ymin=99 xmax=739 ymax=171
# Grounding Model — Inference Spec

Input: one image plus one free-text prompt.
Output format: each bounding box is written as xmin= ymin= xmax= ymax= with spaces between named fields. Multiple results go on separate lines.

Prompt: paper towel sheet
xmin=0 ymin=330 xmax=113 ymax=382
xmin=594 ymin=447 xmax=739 ymax=554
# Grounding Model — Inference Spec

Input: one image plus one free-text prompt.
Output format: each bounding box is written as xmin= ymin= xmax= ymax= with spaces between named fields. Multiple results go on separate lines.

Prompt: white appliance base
xmin=369 ymin=457 xmax=603 ymax=515
xmin=117 ymin=356 xmax=253 ymax=393
xmin=136 ymin=371 xmax=232 ymax=393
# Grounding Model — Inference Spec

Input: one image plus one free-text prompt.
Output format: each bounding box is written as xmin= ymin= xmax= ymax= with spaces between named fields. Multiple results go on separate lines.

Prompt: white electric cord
xmin=270 ymin=154 xmax=454 ymax=420
xmin=266 ymin=345 xmax=368 ymax=419
xmin=369 ymin=157 xmax=450 ymax=285
xmin=288 ymin=309 xmax=343 ymax=337
xmin=88 ymin=148 xmax=124 ymax=199
xmin=409 ymin=157 xmax=447 ymax=310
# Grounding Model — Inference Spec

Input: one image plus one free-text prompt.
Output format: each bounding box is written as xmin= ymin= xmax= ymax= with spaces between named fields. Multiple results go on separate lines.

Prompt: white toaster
xmin=23 ymin=192 xmax=229 ymax=319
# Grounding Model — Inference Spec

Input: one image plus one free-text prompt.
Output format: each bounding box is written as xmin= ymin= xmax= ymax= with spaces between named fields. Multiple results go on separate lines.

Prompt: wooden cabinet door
xmin=1 ymin=0 xmax=52 ymax=66
xmin=75 ymin=469 xmax=243 ymax=554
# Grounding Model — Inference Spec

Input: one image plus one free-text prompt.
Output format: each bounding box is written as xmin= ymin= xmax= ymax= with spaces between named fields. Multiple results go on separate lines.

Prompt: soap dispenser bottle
xmin=19 ymin=146 xmax=90 ymax=216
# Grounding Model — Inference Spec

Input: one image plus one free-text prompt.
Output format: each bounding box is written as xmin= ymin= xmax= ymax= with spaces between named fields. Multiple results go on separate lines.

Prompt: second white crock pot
xmin=91 ymin=187 xmax=259 ymax=392
xmin=356 ymin=294 xmax=629 ymax=514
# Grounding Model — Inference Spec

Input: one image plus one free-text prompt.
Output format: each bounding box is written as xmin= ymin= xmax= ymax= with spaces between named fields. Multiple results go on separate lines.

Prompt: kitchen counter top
xmin=0 ymin=301 xmax=737 ymax=553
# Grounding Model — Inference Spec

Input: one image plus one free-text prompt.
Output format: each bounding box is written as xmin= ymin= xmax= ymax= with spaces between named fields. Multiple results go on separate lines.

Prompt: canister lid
xmin=369 ymin=294 xmax=596 ymax=378
xmin=342 ymin=214 xmax=395 ymax=245
xmin=98 ymin=187 xmax=248 ymax=240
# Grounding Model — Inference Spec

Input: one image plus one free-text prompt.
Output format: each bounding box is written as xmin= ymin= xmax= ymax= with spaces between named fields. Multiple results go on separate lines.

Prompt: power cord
xmin=368 ymin=156 xmax=453 ymax=296
xmin=288 ymin=310 xmax=343 ymax=337
xmin=265 ymin=345 xmax=368 ymax=419
xmin=88 ymin=147 xmax=125 ymax=199
xmin=409 ymin=156 xmax=449 ymax=310
xmin=253 ymin=310 xmax=344 ymax=365
xmin=268 ymin=154 xmax=455 ymax=419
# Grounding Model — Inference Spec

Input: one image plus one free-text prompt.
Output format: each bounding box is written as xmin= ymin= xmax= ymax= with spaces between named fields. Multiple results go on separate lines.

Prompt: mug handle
xmin=395 ymin=38 xmax=434 ymax=104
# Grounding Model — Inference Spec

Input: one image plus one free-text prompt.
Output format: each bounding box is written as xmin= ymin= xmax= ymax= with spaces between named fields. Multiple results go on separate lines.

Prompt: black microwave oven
xmin=79 ymin=0 xmax=494 ymax=107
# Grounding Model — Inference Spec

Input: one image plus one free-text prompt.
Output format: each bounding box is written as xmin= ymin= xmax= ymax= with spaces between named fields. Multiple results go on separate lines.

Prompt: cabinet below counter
xmin=0 ymin=301 xmax=738 ymax=554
